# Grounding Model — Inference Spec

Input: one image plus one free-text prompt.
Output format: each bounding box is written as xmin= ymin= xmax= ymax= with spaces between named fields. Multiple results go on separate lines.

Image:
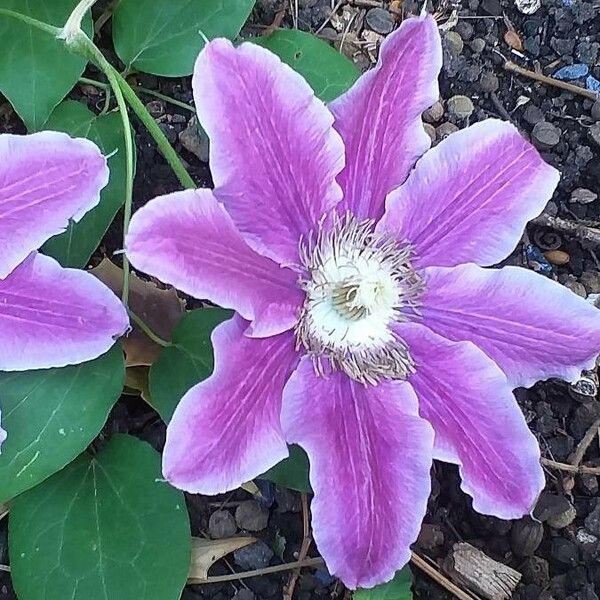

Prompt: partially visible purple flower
xmin=0 ymin=131 xmax=129 ymax=445
xmin=126 ymin=16 xmax=600 ymax=588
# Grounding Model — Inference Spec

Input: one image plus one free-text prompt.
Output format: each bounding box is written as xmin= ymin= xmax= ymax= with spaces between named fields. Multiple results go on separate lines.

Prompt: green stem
xmin=69 ymin=34 xmax=135 ymax=305
xmin=80 ymin=77 xmax=196 ymax=114
xmin=0 ymin=8 xmax=61 ymax=35
xmin=113 ymin=70 xmax=196 ymax=189
xmin=128 ymin=310 xmax=171 ymax=347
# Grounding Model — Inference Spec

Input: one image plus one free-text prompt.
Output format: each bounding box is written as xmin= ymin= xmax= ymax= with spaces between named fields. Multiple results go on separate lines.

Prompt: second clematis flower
xmin=0 ymin=131 xmax=129 ymax=446
xmin=126 ymin=15 xmax=600 ymax=588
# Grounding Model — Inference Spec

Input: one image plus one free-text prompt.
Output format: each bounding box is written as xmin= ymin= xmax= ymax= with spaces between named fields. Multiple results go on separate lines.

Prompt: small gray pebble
xmin=447 ymin=95 xmax=474 ymax=119
xmin=570 ymin=188 xmax=597 ymax=204
xmin=179 ymin=115 xmax=209 ymax=162
xmin=580 ymin=270 xmax=600 ymax=294
xmin=208 ymin=510 xmax=237 ymax=539
xmin=470 ymin=37 xmax=486 ymax=53
xmin=145 ymin=100 xmax=165 ymax=118
xmin=454 ymin=20 xmax=474 ymax=40
xmin=423 ymin=101 xmax=444 ymax=123
xmin=424 ymin=123 xmax=436 ymax=143
xmin=523 ymin=104 xmax=545 ymax=126
xmin=584 ymin=501 xmax=600 ymax=537
xmin=479 ymin=71 xmax=499 ymax=93
xmin=234 ymin=540 xmax=274 ymax=570
xmin=365 ymin=7 xmax=394 ymax=35
xmin=233 ymin=590 xmax=256 ymax=600
xmin=436 ymin=121 xmax=459 ymax=139
xmin=592 ymin=100 xmax=600 ymax=121
xmin=444 ymin=31 xmax=464 ymax=56
xmin=588 ymin=122 xmax=600 ymax=146
xmin=235 ymin=500 xmax=269 ymax=532
xmin=532 ymin=121 xmax=561 ymax=149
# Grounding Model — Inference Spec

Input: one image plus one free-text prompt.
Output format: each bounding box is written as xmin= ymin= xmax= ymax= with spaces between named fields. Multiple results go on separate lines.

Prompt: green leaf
xmin=112 ymin=0 xmax=256 ymax=77
xmin=0 ymin=345 xmax=124 ymax=504
xmin=149 ymin=308 xmax=232 ymax=422
xmin=262 ymin=444 xmax=311 ymax=493
xmin=0 ymin=0 xmax=92 ymax=130
xmin=10 ymin=434 xmax=191 ymax=600
xmin=354 ymin=567 xmax=413 ymax=600
xmin=42 ymin=100 xmax=133 ymax=268
xmin=253 ymin=30 xmax=359 ymax=102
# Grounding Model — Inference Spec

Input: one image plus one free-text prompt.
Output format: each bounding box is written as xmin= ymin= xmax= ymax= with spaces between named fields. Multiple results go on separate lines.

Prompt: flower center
xmin=296 ymin=214 xmax=421 ymax=385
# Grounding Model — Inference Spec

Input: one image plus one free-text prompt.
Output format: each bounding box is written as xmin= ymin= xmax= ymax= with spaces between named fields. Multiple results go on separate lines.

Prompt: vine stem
xmin=127 ymin=310 xmax=171 ymax=347
xmin=0 ymin=9 xmax=61 ymax=35
xmin=66 ymin=32 xmax=136 ymax=305
xmin=112 ymin=70 xmax=196 ymax=189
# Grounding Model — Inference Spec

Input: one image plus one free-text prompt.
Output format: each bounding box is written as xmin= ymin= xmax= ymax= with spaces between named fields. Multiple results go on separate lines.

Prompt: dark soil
xmin=1 ymin=0 xmax=599 ymax=598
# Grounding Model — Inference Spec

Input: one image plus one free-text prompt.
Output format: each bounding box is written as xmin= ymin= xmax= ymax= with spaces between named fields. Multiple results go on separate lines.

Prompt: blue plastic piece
xmin=553 ymin=63 xmax=589 ymax=80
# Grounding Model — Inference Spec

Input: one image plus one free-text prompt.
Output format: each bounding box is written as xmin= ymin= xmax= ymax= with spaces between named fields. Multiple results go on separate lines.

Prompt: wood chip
xmin=444 ymin=543 xmax=521 ymax=600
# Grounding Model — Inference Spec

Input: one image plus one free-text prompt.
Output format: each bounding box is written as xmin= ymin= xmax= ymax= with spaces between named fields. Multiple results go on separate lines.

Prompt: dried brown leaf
xmin=188 ymin=536 xmax=257 ymax=582
xmin=504 ymin=29 xmax=523 ymax=51
xmin=90 ymin=258 xmax=185 ymax=367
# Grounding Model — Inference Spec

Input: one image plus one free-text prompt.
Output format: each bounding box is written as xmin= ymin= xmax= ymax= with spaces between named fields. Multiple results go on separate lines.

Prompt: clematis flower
xmin=0 ymin=131 xmax=129 ymax=445
xmin=126 ymin=15 xmax=600 ymax=588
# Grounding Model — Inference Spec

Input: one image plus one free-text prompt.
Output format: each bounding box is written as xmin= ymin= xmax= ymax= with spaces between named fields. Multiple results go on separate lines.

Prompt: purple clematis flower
xmin=0 ymin=131 xmax=129 ymax=446
xmin=126 ymin=15 xmax=600 ymax=588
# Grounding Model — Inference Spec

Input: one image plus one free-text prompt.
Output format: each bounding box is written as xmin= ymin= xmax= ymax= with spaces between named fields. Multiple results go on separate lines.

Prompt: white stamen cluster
xmin=296 ymin=213 xmax=421 ymax=385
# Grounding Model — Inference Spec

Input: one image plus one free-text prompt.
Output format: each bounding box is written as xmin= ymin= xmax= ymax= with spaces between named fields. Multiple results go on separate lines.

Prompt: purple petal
xmin=377 ymin=119 xmax=560 ymax=268
xmin=163 ymin=315 xmax=298 ymax=494
xmin=397 ymin=322 xmax=544 ymax=519
xmin=193 ymin=39 xmax=345 ymax=265
xmin=0 ymin=132 xmax=109 ymax=279
xmin=0 ymin=253 xmax=128 ymax=371
xmin=281 ymin=359 xmax=433 ymax=589
xmin=126 ymin=189 xmax=304 ymax=338
xmin=330 ymin=15 xmax=442 ymax=221
xmin=419 ymin=263 xmax=600 ymax=388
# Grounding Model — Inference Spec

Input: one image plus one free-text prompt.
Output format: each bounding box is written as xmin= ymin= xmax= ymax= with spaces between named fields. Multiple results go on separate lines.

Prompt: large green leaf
xmin=112 ymin=0 xmax=255 ymax=76
xmin=253 ymin=29 xmax=359 ymax=102
xmin=0 ymin=0 xmax=92 ymax=130
xmin=262 ymin=445 xmax=311 ymax=492
xmin=149 ymin=308 xmax=231 ymax=422
xmin=42 ymin=100 xmax=132 ymax=268
xmin=0 ymin=345 xmax=124 ymax=504
xmin=42 ymin=100 xmax=134 ymax=268
xmin=10 ymin=434 xmax=191 ymax=600
xmin=354 ymin=567 xmax=413 ymax=599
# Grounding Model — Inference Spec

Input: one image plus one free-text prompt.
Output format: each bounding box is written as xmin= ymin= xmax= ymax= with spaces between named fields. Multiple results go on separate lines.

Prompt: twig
xmin=504 ymin=60 xmax=599 ymax=101
xmin=411 ymin=552 xmax=480 ymax=600
xmin=284 ymin=493 xmax=312 ymax=600
xmin=531 ymin=214 xmax=600 ymax=246
xmin=542 ymin=457 xmax=600 ymax=476
xmin=0 ymin=565 xmax=9 ymax=573
xmin=571 ymin=418 xmax=600 ymax=467
xmin=193 ymin=557 xmax=325 ymax=584
xmin=0 ymin=505 xmax=8 ymax=521
xmin=315 ymin=0 xmax=345 ymax=35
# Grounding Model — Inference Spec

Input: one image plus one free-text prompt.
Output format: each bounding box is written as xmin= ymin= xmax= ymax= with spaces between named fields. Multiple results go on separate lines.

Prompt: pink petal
xmin=419 ymin=263 xmax=600 ymax=388
xmin=163 ymin=315 xmax=298 ymax=494
xmin=281 ymin=359 xmax=433 ymax=589
xmin=377 ymin=119 xmax=560 ymax=267
xmin=126 ymin=189 xmax=304 ymax=338
xmin=0 ymin=253 xmax=128 ymax=371
xmin=193 ymin=39 xmax=345 ymax=265
xmin=397 ymin=322 xmax=544 ymax=519
xmin=0 ymin=132 xmax=109 ymax=279
xmin=330 ymin=15 xmax=442 ymax=221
